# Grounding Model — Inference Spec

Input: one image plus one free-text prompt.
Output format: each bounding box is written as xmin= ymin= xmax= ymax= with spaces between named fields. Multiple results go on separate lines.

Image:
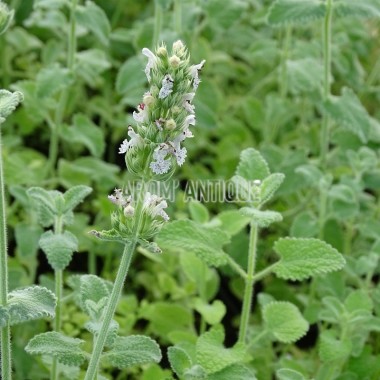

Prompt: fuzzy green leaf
xmin=236 ymin=148 xmax=270 ymax=181
xmin=240 ymin=207 xmax=283 ymax=227
xmin=0 ymin=89 xmax=23 ymax=124
xmin=75 ymin=1 xmax=111 ymax=46
xmin=157 ymin=220 xmax=229 ymax=267
xmin=208 ymin=364 xmax=257 ymax=380
xmin=319 ymin=331 xmax=352 ymax=362
xmin=103 ymin=335 xmax=162 ymax=369
xmin=86 ymin=318 xmax=118 ymax=347
xmin=267 ymin=0 xmax=326 ymax=26
xmin=7 ymin=286 xmax=56 ymax=325
xmin=25 ymin=331 xmax=86 ymax=366
xmin=273 ymin=238 xmax=346 ymax=281
xmin=324 ymin=87 xmax=370 ymax=143
xmin=0 ymin=2 xmax=14 ymax=35
xmin=39 ymin=230 xmax=78 ymax=270
xmin=27 ymin=187 xmax=57 ymax=227
xmin=334 ymin=0 xmax=380 ymax=19
xmin=260 ymin=173 xmax=285 ymax=205
xmin=193 ymin=299 xmax=226 ymax=325
xmin=196 ymin=326 xmax=246 ymax=374
xmin=263 ymin=301 xmax=309 ymax=343
xmin=36 ymin=64 xmax=72 ymax=98
xmin=62 ymin=114 xmax=105 ymax=157
xmin=189 ymin=201 xmax=210 ymax=224
xmin=0 ymin=306 xmax=9 ymax=327
xmin=276 ymin=368 xmax=306 ymax=380
xmin=287 ymin=58 xmax=324 ymax=94
xmin=62 ymin=185 xmax=92 ymax=213
xmin=79 ymin=274 xmax=111 ymax=314
xmin=168 ymin=346 xmax=193 ymax=378
xmin=116 ymin=56 xmax=146 ymax=95
xmin=215 ymin=210 xmax=250 ymax=236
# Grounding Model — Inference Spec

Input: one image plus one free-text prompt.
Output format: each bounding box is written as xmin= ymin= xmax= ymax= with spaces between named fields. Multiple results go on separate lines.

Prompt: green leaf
xmin=79 ymin=274 xmax=111 ymax=314
xmin=334 ymin=0 xmax=380 ymax=19
xmin=188 ymin=201 xmax=209 ymax=224
xmin=324 ymin=87 xmax=370 ymax=143
xmin=319 ymin=331 xmax=352 ymax=362
xmin=273 ymin=238 xmax=346 ymax=281
xmin=260 ymin=173 xmax=285 ymax=205
xmin=86 ymin=318 xmax=118 ymax=347
xmin=344 ymin=290 xmax=373 ymax=314
xmin=0 ymin=306 xmax=9 ymax=328
xmin=116 ymin=56 xmax=146 ymax=94
xmin=0 ymin=2 xmax=14 ymax=35
xmin=184 ymin=365 xmax=208 ymax=379
xmin=214 ymin=210 xmax=250 ymax=236
xmin=39 ymin=230 xmax=78 ymax=270
xmin=25 ymin=331 xmax=86 ymax=366
xmin=208 ymin=364 xmax=257 ymax=380
xmin=157 ymin=220 xmax=229 ymax=267
xmin=263 ymin=301 xmax=309 ymax=343
xmin=75 ymin=1 xmax=111 ymax=46
xmin=287 ymin=58 xmax=324 ymax=94
xmin=15 ymin=223 xmax=43 ymax=258
xmin=196 ymin=326 xmax=246 ymax=374
xmin=193 ymin=299 xmax=226 ymax=325
xmin=62 ymin=185 xmax=92 ymax=213
xmin=168 ymin=346 xmax=192 ymax=378
xmin=0 ymin=89 xmax=23 ymax=124
xmin=36 ymin=64 xmax=72 ymax=98
xmin=27 ymin=187 xmax=57 ymax=227
xmin=240 ymin=207 xmax=283 ymax=227
xmin=62 ymin=114 xmax=105 ymax=157
xmin=267 ymin=0 xmax=326 ymax=26
xmin=235 ymin=148 xmax=270 ymax=181
xmin=7 ymin=286 xmax=56 ymax=325
xmin=104 ymin=335 xmax=162 ymax=369
xmin=76 ymin=49 xmax=111 ymax=87
xmin=276 ymin=368 xmax=306 ymax=380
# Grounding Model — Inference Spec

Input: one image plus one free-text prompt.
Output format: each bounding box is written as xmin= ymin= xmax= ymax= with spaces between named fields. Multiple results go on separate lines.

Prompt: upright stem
xmin=153 ymin=0 xmax=163 ymax=48
xmin=47 ymin=0 xmax=77 ymax=177
xmin=238 ymin=222 xmax=258 ymax=343
xmin=174 ymin=0 xmax=182 ymax=36
xmin=51 ymin=217 xmax=63 ymax=380
xmin=0 ymin=130 xmax=11 ymax=380
xmin=320 ymin=0 xmax=333 ymax=168
xmin=84 ymin=183 xmax=146 ymax=380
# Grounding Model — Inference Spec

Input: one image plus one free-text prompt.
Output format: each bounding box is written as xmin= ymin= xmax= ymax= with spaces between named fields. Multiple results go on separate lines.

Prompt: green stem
xmin=153 ymin=0 xmax=163 ymax=48
xmin=280 ymin=26 xmax=292 ymax=98
xmin=251 ymin=262 xmax=279 ymax=283
xmin=0 ymin=130 xmax=11 ymax=380
xmin=226 ymin=255 xmax=247 ymax=279
xmin=174 ymin=0 xmax=182 ymax=36
xmin=88 ymin=251 xmax=97 ymax=275
xmin=84 ymin=183 xmax=146 ymax=380
xmin=238 ymin=222 xmax=258 ymax=343
xmin=47 ymin=0 xmax=77 ymax=178
xmin=320 ymin=0 xmax=333 ymax=168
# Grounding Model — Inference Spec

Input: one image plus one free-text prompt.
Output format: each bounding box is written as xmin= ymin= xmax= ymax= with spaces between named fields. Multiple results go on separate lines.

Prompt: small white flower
xmin=132 ymin=103 xmax=147 ymax=123
xmin=174 ymin=147 xmax=187 ymax=166
xmin=142 ymin=48 xmax=157 ymax=82
xmin=150 ymin=158 xmax=172 ymax=174
xmin=118 ymin=139 xmax=129 ymax=154
xmin=159 ymin=74 xmax=174 ymax=99
xmin=108 ymin=189 xmax=130 ymax=207
xmin=189 ymin=60 xmax=205 ymax=90
xmin=184 ymin=114 xmax=196 ymax=128
xmin=124 ymin=204 xmax=135 ymax=217
xmin=153 ymin=199 xmax=170 ymax=221
xmin=127 ymin=126 xmax=142 ymax=148
xmin=183 ymin=93 xmax=195 ymax=113
xmin=155 ymin=118 xmax=165 ymax=131
xmin=144 ymin=193 xmax=170 ymax=221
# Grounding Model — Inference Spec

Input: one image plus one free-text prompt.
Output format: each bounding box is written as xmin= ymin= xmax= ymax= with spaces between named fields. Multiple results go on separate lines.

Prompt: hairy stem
xmin=47 ymin=0 xmax=77 ymax=177
xmin=0 ymin=130 xmax=11 ymax=380
xmin=174 ymin=0 xmax=182 ymax=36
xmin=153 ymin=0 xmax=163 ymax=48
xmin=84 ymin=184 xmax=146 ymax=380
xmin=238 ymin=222 xmax=258 ymax=343
xmin=320 ymin=0 xmax=333 ymax=168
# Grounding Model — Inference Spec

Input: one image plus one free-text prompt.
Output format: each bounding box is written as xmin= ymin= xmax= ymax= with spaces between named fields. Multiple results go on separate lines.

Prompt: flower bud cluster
xmin=104 ymin=188 xmax=169 ymax=243
xmin=118 ymin=40 xmax=205 ymax=179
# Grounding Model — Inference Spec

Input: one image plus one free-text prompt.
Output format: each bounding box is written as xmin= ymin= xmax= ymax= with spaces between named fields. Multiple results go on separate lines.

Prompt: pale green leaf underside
xmin=63 ymin=184 xmax=93 ymax=213
xmin=240 ymin=207 xmax=283 ymax=227
xmin=0 ymin=89 xmax=23 ymax=124
xmin=157 ymin=220 xmax=229 ymax=267
xmin=267 ymin=0 xmax=326 ymax=27
xmin=273 ymin=237 xmax=346 ymax=280
xmin=263 ymin=301 xmax=309 ymax=343
xmin=8 ymin=286 xmax=56 ymax=325
xmin=276 ymin=368 xmax=306 ymax=380
xmin=39 ymin=230 xmax=78 ymax=270
xmin=196 ymin=326 xmax=246 ymax=374
xmin=168 ymin=346 xmax=193 ymax=378
xmin=260 ymin=173 xmax=285 ymax=205
xmin=25 ymin=331 xmax=86 ymax=366
xmin=318 ymin=331 xmax=352 ymax=362
xmin=103 ymin=335 xmax=162 ymax=369
xmin=324 ymin=87 xmax=370 ymax=143
xmin=236 ymin=148 xmax=270 ymax=181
